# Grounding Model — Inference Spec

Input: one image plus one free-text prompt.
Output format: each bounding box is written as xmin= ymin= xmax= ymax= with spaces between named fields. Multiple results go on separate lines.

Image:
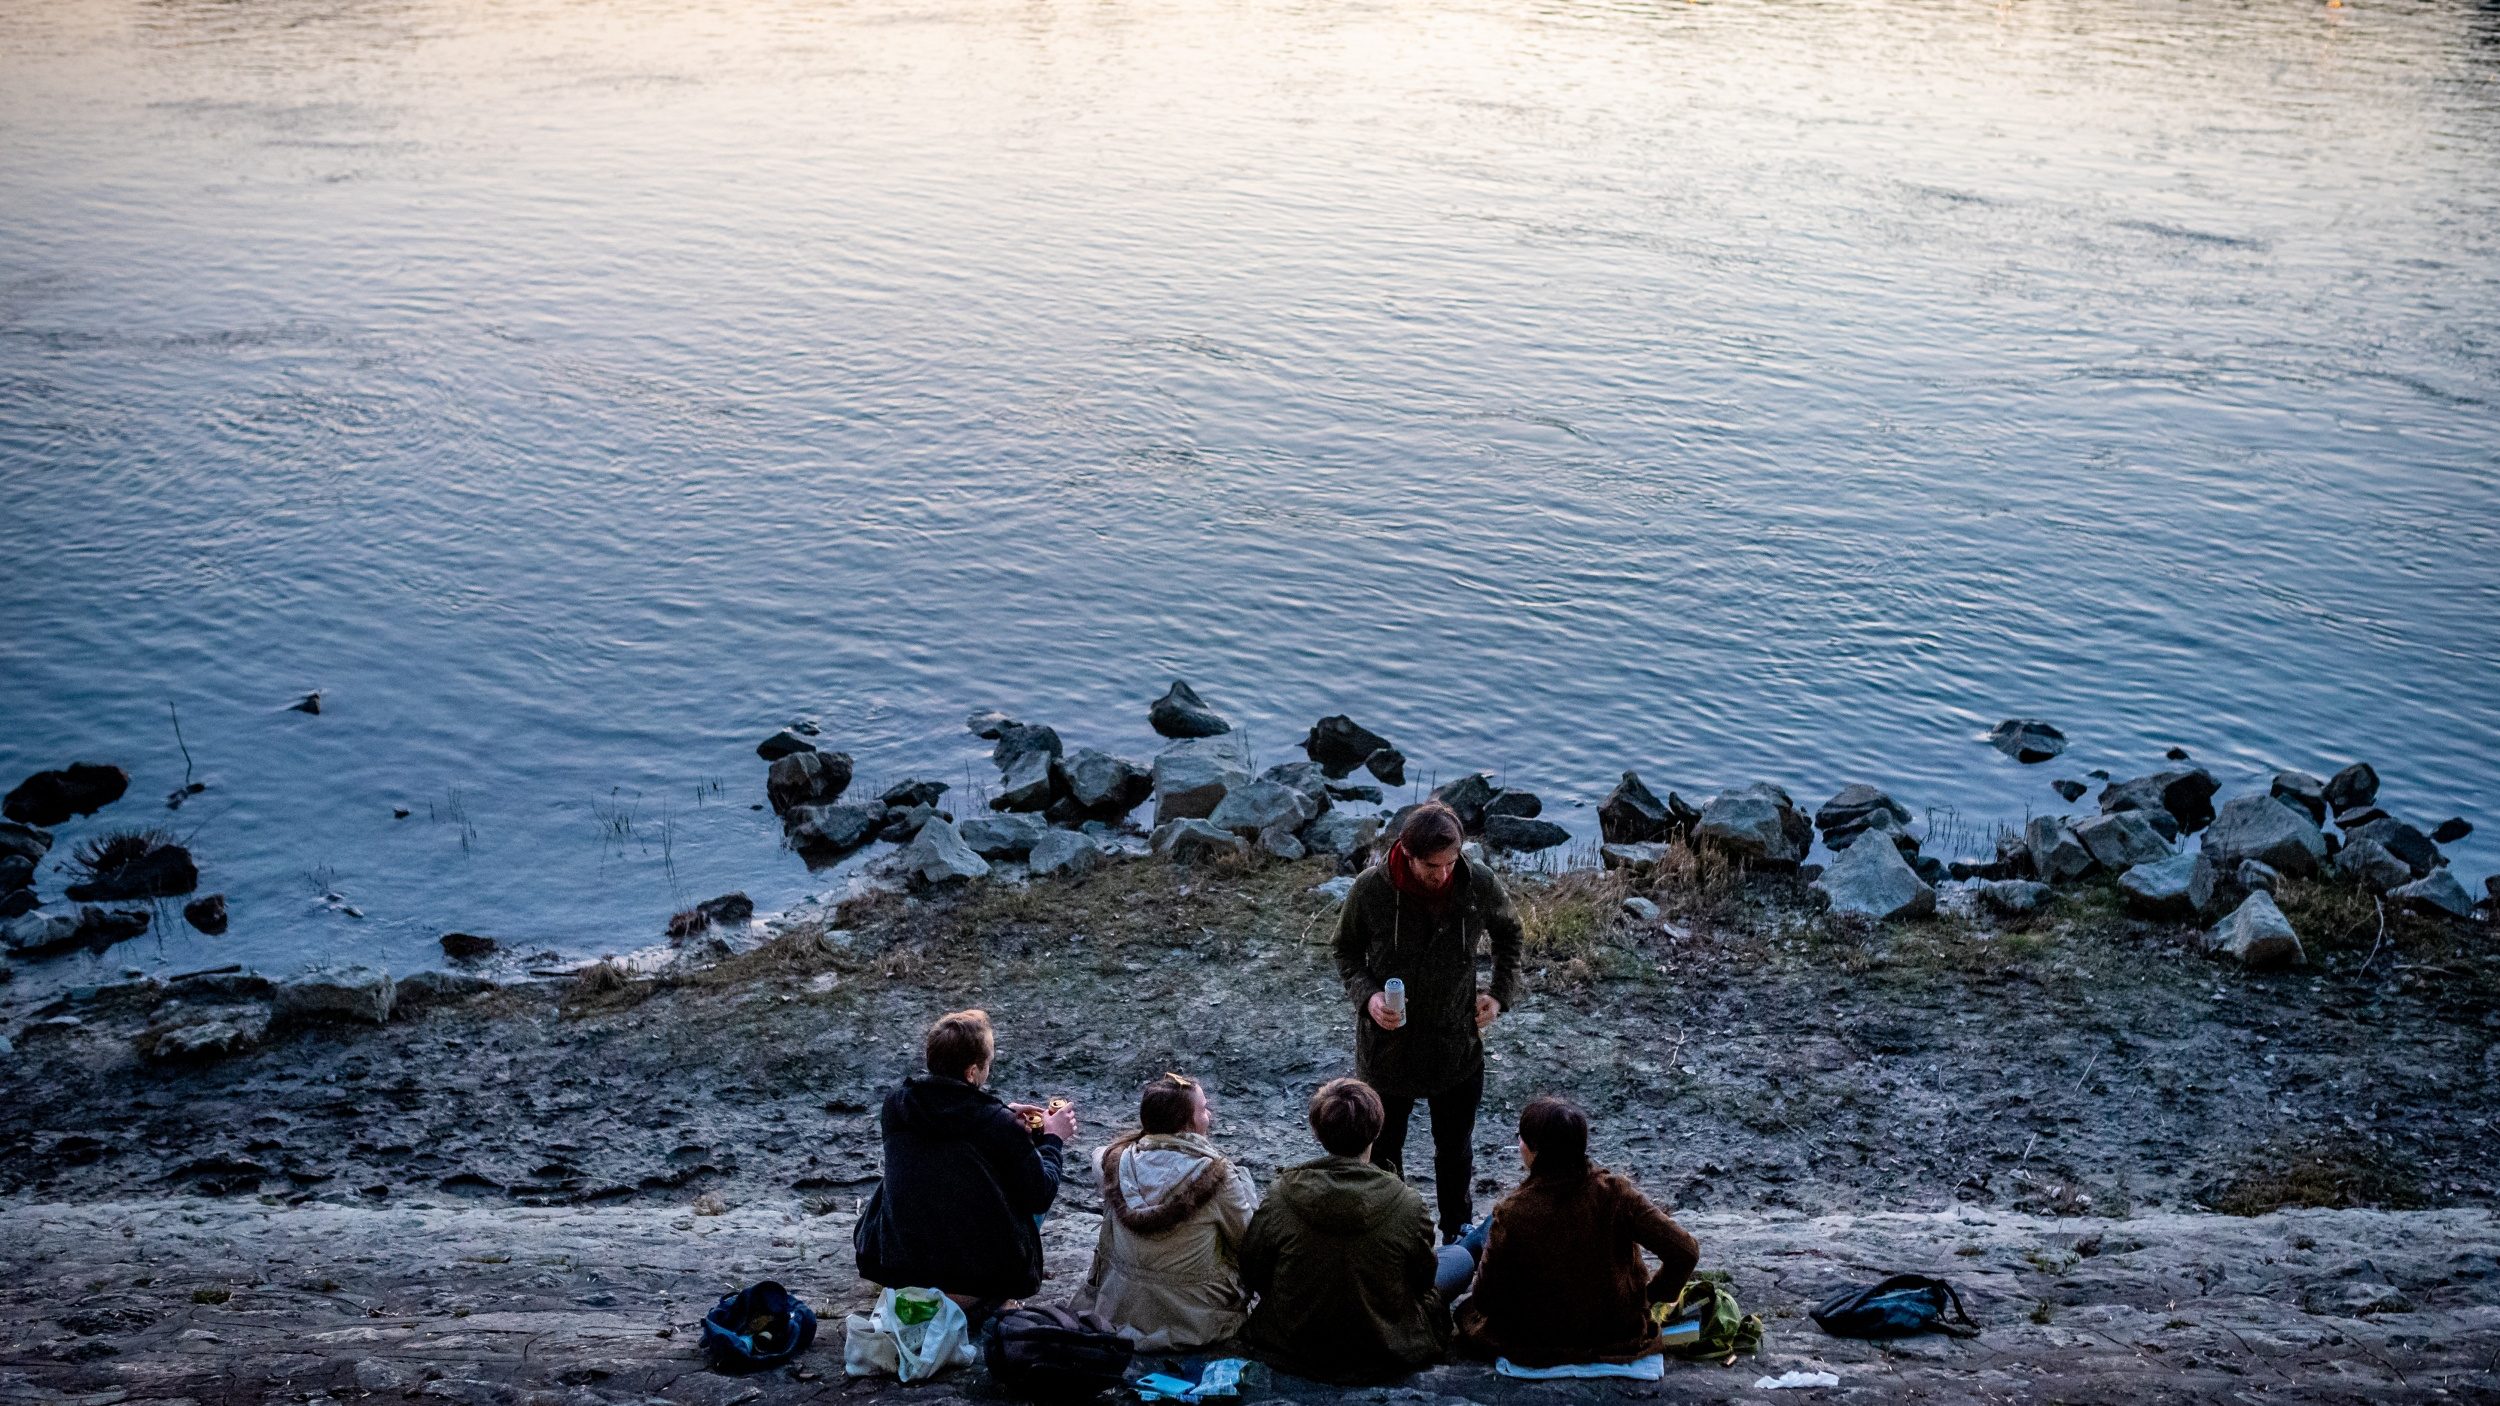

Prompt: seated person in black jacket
xmin=853 ymin=1008 xmax=1080 ymax=1324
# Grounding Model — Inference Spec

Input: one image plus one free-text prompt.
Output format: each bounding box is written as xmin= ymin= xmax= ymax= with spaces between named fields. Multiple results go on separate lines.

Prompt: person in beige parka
xmin=1070 ymin=1072 xmax=1262 ymax=1351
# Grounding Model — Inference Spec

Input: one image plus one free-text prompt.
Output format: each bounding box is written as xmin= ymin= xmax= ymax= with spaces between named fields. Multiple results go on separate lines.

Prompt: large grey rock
xmin=1987 ymin=719 xmax=2067 ymax=763
xmin=2269 ymin=771 xmax=2327 ymax=825
xmin=1027 ymin=828 xmax=1100 ymax=879
xmin=990 ymin=722 xmax=1064 ymax=773
xmin=1598 ymin=772 xmax=1689 ymax=845
xmin=2334 ymin=837 xmax=2413 ymax=894
xmin=275 ymin=965 xmax=395 ymax=1025
xmin=0 ymin=819 xmax=51 ymax=865
xmin=2119 ymin=853 xmax=2218 ymax=922
xmin=1151 ymin=734 xmax=1253 ymax=825
xmin=1483 ymin=815 xmax=1569 ymax=852
xmin=2025 ymin=816 xmax=2096 ymax=883
xmin=2392 ymin=870 xmax=2474 ymax=919
xmin=1151 ymin=818 xmax=1248 ymax=863
xmin=992 ymin=749 xmax=1058 ymax=812
xmin=1302 ymin=715 xmax=1399 ymax=782
xmin=2202 ymin=794 xmax=2327 ymax=877
xmin=1600 ymin=841 xmax=1668 ymax=874
xmin=765 ymin=750 xmax=851 ymax=815
xmin=2343 ymin=818 xmax=2439 ymax=878
xmin=1975 ymin=879 xmax=2052 ymax=916
xmin=958 ymin=812 xmax=1046 ymax=859
xmin=2205 ymin=892 xmax=2304 ymax=968
xmin=2073 ymin=811 xmax=2174 ymax=871
xmin=1485 ymin=790 xmax=1543 ymax=821
xmin=786 ymin=802 xmax=884 ymax=853
xmin=1149 ymin=680 xmax=1231 ymax=739
xmin=894 ymin=818 xmax=990 ymax=887
xmin=1812 ymin=831 xmax=1935 ymax=920
xmin=1302 ymin=811 xmax=1381 ymax=861
xmin=1696 ymin=783 xmax=1809 ymax=867
xmin=2099 ymin=767 xmax=2220 ymax=834
xmin=1260 ymin=762 xmax=1334 ymax=812
xmin=1057 ymin=749 xmax=1152 ymax=818
xmin=2323 ymin=762 xmax=2380 ymax=815
xmin=1208 ymin=779 xmax=1316 ymax=838
xmin=1815 ymin=785 xmax=1912 ymax=848
xmin=1431 ymin=774 xmax=1501 ymax=833
xmin=140 ymin=1006 xmax=270 ymax=1063
xmin=1 ymin=908 xmax=83 ymax=955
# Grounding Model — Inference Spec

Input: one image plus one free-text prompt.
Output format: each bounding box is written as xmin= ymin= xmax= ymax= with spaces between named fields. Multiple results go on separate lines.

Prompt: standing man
xmin=1331 ymin=801 xmax=1523 ymax=1242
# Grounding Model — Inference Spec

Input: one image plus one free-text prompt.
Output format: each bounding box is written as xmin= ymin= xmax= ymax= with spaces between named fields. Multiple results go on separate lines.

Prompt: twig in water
xmin=169 ymin=704 xmax=194 ymax=787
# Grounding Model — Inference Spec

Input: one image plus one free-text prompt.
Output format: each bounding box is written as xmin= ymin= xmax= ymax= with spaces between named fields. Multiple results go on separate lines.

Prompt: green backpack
xmin=1654 ymin=1272 xmax=1765 ymax=1361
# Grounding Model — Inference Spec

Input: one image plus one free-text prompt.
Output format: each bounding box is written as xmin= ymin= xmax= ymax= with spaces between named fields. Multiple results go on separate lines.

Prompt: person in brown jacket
xmin=1331 ymin=801 xmax=1524 ymax=1241
xmin=1454 ymin=1096 xmax=1700 ymax=1367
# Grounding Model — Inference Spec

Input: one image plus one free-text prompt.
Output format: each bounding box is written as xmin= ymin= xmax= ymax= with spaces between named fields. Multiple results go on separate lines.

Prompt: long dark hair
xmin=1519 ymin=1095 xmax=1591 ymax=1181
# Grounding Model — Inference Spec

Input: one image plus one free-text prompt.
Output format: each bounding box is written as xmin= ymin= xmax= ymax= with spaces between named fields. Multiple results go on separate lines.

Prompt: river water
xmin=3 ymin=0 xmax=2495 ymax=982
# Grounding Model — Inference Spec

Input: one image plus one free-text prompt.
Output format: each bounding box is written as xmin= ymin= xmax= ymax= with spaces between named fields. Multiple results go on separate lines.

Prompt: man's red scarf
xmin=1384 ymin=838 xmax=1459 ymax=909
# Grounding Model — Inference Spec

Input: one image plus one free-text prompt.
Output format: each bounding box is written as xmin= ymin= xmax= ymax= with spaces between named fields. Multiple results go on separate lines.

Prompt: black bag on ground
xmin=982 ymin=1304 xmax=1135 ymax=1399
xmin=1809 ymin=1273 xmax=1979 ymax=1339
xmin=700 ymin=1279 xmax=819 ymax=1372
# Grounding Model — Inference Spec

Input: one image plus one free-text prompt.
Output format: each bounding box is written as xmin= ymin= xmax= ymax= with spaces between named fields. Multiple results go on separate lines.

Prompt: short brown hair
xmin=1398 ymin=801 xmax=1466 ymax=857
xmin=1308 ymin=1077 xmax=1384 ymax=1157
xmin=924 ymin=1008 xmax=995 ymax=1081
xmin=1139 ymin=1072 xmax=1201 ymax=1135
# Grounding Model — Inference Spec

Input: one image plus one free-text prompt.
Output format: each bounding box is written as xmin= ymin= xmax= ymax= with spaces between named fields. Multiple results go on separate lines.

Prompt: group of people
xmin=851 ymin=801 xmax=1700 ymax=1383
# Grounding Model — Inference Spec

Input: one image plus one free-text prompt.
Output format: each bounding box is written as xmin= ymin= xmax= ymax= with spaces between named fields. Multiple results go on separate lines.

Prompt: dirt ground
xmin=2 ymin=849 xmax=2497 ymax=1402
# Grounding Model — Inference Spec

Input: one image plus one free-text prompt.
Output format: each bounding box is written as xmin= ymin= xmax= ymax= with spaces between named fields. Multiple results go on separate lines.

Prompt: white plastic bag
xmin=843 ymin=1287 xmax=975 ymax=1381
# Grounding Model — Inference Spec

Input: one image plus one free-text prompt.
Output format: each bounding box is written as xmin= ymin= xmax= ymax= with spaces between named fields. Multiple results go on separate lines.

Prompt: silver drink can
xmin=1382 ymin=978 xmax=1406 ymax=1020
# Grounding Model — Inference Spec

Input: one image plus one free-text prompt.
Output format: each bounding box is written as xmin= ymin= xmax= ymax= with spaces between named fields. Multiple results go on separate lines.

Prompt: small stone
xmin=958 ymin=813 xmax=1046 ymax=860
xmin=1363 ymin=747 xmax=1407 ymax=787
xmin=2099 ymin=767 xmax=2221 ymax=833
xmin=2165 ymin=746 xmax=2191 ymax=761
xmin=291 ymin=690 xmax=323 ymax=714
xmin=1812 ymin=831 xmax=1935 ymax=920
xmin=1622 ymin=895 xmax=1660 ymax=923
xmin=1148 ymin=680 xmax=1232 ymax=739
xmin=2391 ymin=870 xmax=2474 ymax=920
xmin=1151 ymin=818 xmax=1248 ymax=864
xmin=139 ymin=1006 xmax=270 ymax=1063
xmin=1485 ymin=790 xmax=1543 ymax=821
xmin=2323 ymin=762 xmax=2380 ymax=815
xmin=441 ymin=931 xmax=499 ymax=961
xmin=877 ymin=804 xmax=939 ymax=844
xmin=1483 ymin=814 xmax=1569 ymax=852
xmin=1987 ymin=719 xmax=2067 ymax=763
xmin=892 ymin=818 xmax=990 ymax=887
xmin=1598 ymin=771 xmax=1688 ymax=845
xmin=2074 ymin=811 xmax=2174 ymax=871
xmin=1975 ymin=879 xmax=2052 ymax=916
xmin=1814 ymin=785 xmax=1912 ymax=849
xmin=2235 ymin=860 xmax=2282 ymax=895
xmin=274 ymin=964 xmax=396 ymax=1024
xmin=786 ymin=802 xmax=885 ymax=853
xmin=765 ymin=750 xmax=852 ymax=815
xmin=1312 ymin=876 xmax=1356 ymax=904
xmin=2201 ymin=795 xmax=2327 ymax=877
xmin=2429 ymin=817 xmax=2472 ymax=845
xmin=2024 ymin=816 xmax=2096 ymax=883
xmin=393 ymin=969 xmax=496 ymax=1010
xmin=880 ymin=778 xmax=949 ymax=810
xmin=2269 ymin=771 xmax=2328 ymax=825
xmin=2051 ymin=779 xmax=2087 ymax=803
xmin=754 ymin=728 xmax=817 ymax=761
xmin=183 ymin=894 xmax=228 ymax=935
xmin=965 ymin=709 xmax=1014 ymax=739
xmin=1599 ymin=841 xmax=1667 ymax=874
xmin=1302 ymin=715 xmax=1398 ymax=779
xmin=76 ymin=907 xmax=151 ymax=944
xmin=2118 ymin=853 xmax=2218 ymax=922
xmin=1027 ymin=828 xmax=1099 ymax=879
xmin=1325 ymin=782 xmax=1384 ymax=804
xmin=0 ymin=889 xmax=35 ymax=920
xmin=2205 ymin=891 xmax=2303 ymax=968
xmin=991 ymin=721 xmax=1064 ymax=773
xmin=1257 ymin=826 xmax=1306 ymax=862
xmin=2333 ymin=804 xmax=2391 ymax=830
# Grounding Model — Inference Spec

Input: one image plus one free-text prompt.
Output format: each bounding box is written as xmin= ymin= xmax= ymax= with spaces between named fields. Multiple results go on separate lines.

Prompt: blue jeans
xmin=1433 ymin=1219 xmax=1491 ymax=1298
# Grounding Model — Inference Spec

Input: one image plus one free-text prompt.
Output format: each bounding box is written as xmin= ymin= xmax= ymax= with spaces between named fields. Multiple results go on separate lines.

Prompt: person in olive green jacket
xmin=1239 ymin=1078 xmax=1453 ymax=1385
xmin=1331 ymin=801 xmax=1524 ymax=1240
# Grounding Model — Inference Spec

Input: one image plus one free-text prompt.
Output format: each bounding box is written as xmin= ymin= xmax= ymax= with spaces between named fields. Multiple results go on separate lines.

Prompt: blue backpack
xmin=1809 ymin=1274 xmax=1979 ymax=1339
xmin=701 ymin=1280 xmax=819 ymax=1371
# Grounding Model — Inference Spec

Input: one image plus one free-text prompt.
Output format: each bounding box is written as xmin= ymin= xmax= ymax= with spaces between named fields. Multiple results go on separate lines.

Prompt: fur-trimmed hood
xmin=1099 ymin=1131 xmax=1233 ymax=1235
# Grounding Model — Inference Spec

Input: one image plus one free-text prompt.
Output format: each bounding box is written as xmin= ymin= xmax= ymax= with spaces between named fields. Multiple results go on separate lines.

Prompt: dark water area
xmin=2 ymin=0 xmax=2496 ymax=984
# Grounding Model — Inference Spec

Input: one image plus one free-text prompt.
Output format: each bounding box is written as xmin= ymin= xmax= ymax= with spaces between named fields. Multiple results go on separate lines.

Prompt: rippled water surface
xmin=3 ymin=0 xmax=2496 ymax=980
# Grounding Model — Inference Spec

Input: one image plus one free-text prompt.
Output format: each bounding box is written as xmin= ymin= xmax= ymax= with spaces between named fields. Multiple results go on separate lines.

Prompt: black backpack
xmin=699 ymin=1279 xmax=819 ymax=1371
xmin=1809 ymin=1274 xmax=1980 ymax=1339
xmin=982 ymin=1304 xmax=1135 ymax=1399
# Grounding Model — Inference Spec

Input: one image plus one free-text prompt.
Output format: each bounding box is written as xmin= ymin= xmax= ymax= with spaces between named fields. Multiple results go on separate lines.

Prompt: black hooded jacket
xmin=852 ymin=1073 xmax=1067 ymax=1300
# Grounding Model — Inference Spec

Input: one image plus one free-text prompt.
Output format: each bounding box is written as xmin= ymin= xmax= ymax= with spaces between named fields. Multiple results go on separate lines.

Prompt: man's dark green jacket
xmin=1331 ymin=855 xmax=1523 ymax=1099
xmin=1239 ymin=1154 xmax=1448 ymax=1383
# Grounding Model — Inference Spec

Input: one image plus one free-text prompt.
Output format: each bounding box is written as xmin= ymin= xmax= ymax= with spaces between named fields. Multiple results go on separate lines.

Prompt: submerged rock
xmin=4 ymin=763 xmax=130 ymax=827
xmin=275 ymin=965 xmax=396 ymax=1025
xmin=2201 ymin=795 xmax=2327 ymax=877
xmin=76 ymin=907 xmax=151 ymax=945
xmin=1302 ymin=715 xmax=1397 ymax=779
xmin=2205 ymin=892 xmax=2303 ymax=968
xmin=2051 ymin=779 xmax=2087 ymax=803
xmin=1149 ymin=680 xmax=1232 ymax=739
xmin=1483 ymin=815 xmax=1569 ymax=852
xmin=2429 ymin=817 xmax=2473 ymax=845
xmin=1812 ymin=832 xmax=1935 ymax=921
xmin=766 ymin=750 xmax=852 ymax=816
xmin=1696 ymin=784 xmax=1809 ymax=868
xmin=64 ymin=835 xmax=198 ymax=902
xmin=1060 ymin=749 xmax=1153 ymax=819
xmin=1598 ymin=772 xmax=1689 ymax=845
xmin=894 ymin=818 xmax=990 ymax=887
xmin=1151 ymin=734 xmax=1253 ymax=825
xmin=1987 ymin=719 xmax=2067 ymax=763
xmin=183 ymin=894 xmax=229 ymax=935
xmin=440 ymin=931 xmax=498 ymax=961
xmin=1151 ymin=818 xmax=1248 ymax=864
xmin=2391 ymin=870 xmax=2474 ymax=920
xmin=2119 ymin=853 xmax=2218 ymax=922
xmin=2323 ymin=762 xmax=2380 ymax=815
xmin=2073 ymin=811 xmax=2173 ymax=871
xmin=2099 ymin=767 xmax=2220 ymax=834
xmin=1027 ymin=828 xmax=1100 ymax=879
